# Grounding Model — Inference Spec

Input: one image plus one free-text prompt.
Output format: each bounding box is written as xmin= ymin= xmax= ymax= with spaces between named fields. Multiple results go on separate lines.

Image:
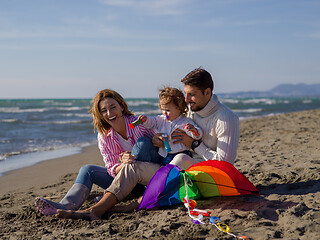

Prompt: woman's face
xmin=159 ymin=100 xmax=181 ymax=121
xmin=99 ymin=97 xmax=124 ymax=127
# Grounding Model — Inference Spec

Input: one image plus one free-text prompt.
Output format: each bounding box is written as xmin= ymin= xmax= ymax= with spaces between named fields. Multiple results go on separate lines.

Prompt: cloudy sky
xmin=0 ymin=0 xmax=319 ymax=98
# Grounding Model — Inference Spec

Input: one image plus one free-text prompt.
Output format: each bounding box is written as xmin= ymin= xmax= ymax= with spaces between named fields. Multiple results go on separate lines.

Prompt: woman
xmin=35 ymin=89 xmax=158 ymax=215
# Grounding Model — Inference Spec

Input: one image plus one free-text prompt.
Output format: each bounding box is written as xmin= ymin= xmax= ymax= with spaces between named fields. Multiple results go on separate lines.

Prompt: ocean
xmin=0 ymin=97 xmax=319 ymax=176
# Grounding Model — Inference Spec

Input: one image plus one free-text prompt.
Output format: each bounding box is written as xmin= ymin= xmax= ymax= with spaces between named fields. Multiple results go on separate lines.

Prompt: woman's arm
xmin=98 ymin=133 xmax=122 ymax=177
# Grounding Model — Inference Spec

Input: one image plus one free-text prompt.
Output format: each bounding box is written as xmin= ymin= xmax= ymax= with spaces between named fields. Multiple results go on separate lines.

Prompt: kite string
xmin=182 ymin=172 xmax=205 ymax=224
xmin=192 ymin=180 xmax=259 ymax=194
xmin=209 ymin=217 xmax=249 ymax=239
xmin=182 ymin=172 xmax=250 ymax=239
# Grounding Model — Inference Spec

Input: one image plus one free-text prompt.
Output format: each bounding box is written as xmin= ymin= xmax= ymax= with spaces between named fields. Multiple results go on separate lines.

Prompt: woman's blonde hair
xmin=158 ymin=86 xmax=187 ymax=115
xmin=89 ymin=89 xmax=133 ymax=135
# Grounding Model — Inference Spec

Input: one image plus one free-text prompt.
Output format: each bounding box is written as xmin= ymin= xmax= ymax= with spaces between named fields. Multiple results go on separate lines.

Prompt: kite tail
xmin=182 ymin=172 xmax=251 ymax=239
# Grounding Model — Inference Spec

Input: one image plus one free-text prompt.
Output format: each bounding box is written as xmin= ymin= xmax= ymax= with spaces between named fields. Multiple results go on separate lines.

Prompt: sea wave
xmin=0 ymin=107 xmax=49 ymax=113
xmin=55 ymin=106 xmax=89 ymax=111
xmin=241 ymin=98 xmax=276 ymax=105
xmin=221 ymin=99 xmax=240 ymax=104
xmin=43 ymin=100 xmax=73 ymax=106
xmin=61 ymin=113 xmax=91 ymax=118
xmin=49 ymin=120 xmax=90 ymax=124
xmin=127 ymin=100 xmax=158 ymax=107
xmin=0 ymin=141 xmax=96 ymax=162
xmin=0 ymin=118 xmax=19 ymax=123
xmin=26 ymin=120 xmax=91 ymax=125
xmin=234 ymin=108 xmax=263 ymax=113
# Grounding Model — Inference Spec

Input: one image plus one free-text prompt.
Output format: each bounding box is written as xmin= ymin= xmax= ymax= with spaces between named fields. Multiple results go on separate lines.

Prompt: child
xmin=137 ymin=87 xmax=202 ymax=165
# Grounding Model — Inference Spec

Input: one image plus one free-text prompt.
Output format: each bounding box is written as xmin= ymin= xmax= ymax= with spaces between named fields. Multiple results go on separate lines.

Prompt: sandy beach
xmin=0 ymin=109 xmax=319 ymax=240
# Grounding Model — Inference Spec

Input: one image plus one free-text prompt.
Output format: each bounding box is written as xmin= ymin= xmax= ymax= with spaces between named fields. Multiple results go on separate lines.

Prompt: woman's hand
xmin=171 ymin=128 xmax=194 ymax=148
xmin=119 ymin=151 xmax=136 ymax=164
xmin=152 ymin=133 xmax=165 ymax=148
xmin=115 ymin=151 xmax=135 ymax=175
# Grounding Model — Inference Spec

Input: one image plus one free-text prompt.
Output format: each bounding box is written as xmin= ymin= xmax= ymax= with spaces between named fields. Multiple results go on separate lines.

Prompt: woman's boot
xmin=35 ymin=183 xmax=90 ymax=215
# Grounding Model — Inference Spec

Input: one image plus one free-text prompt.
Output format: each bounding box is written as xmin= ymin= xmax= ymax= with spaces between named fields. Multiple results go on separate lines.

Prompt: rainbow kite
xmin=138 ymin=160 xmax=259 ymax=210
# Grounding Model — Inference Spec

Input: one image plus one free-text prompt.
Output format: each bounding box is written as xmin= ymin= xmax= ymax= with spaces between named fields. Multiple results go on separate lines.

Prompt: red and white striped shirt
xmin=98 ymin=115 xmax=156 ymax=177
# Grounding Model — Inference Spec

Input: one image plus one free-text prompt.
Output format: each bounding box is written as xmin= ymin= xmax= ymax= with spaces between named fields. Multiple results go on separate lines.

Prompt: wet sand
xmin=1 ymin=109 xmax=319 ymax=239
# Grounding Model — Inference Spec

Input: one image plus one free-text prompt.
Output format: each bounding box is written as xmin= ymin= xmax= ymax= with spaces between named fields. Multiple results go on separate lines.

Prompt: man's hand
xmin=171 ymin=128 xmax=194 ymax=148
xmin=152 ymin=133 xmax=165 ymax=148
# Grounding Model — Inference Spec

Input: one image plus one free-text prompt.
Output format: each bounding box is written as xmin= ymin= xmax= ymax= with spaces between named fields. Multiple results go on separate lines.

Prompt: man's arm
xmin=172 ymin=113 xmax=239 ymax=165
xmin=197 ymin=113 xmax=239 ymax=164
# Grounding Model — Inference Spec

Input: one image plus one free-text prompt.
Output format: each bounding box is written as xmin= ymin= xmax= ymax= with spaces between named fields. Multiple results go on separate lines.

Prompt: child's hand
xmin=152 ymin=133 xmax=165 ymax=148
xmin=138 ymin=115 xmax=147 ymax=123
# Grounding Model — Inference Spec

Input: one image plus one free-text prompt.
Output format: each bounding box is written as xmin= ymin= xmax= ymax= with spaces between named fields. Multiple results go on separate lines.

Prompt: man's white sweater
xmin=188 ymin=94 xmax=239 ymax=165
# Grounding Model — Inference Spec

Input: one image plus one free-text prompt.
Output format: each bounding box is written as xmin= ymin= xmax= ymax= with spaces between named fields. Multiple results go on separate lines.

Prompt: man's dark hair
xmin=181 ymin=67 xmax=214 ymax=93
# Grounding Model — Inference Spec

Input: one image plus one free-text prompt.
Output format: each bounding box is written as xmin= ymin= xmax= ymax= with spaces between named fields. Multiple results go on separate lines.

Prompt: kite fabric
xmin=138 ymin=160 xmax=260 ymax=210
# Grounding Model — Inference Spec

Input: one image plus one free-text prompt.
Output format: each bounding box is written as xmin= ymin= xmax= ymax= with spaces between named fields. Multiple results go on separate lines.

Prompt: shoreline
xmin=0 ymin=146 xmax=85 ymax=177
xmin=0 ymin=109 xmax=319 ymax=239
xmin=0 ymin=145 xmax=101 ymax=195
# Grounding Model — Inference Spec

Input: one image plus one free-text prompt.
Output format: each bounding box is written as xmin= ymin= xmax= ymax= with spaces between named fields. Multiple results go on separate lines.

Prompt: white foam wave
xmin=0 ymin=118 xmax=19 ymax=123
xmin=0 ymin=145 xmax=89 ymax=176
xmin=50 ymin=120 xmax=88 ymax=124
xmin=221 ymin=99 xmax=240 ymax=104
xmin=56 ymin=106 xmax=89 ymax=111
xmin=43 ymin=100 xmax=73 ymax=106
xmin=61 ymin=113 xmax=91 ymax=118
xmin=235 ymin=108 xmax=263 ymax=113
xmin=0 ymin=107 xmax=48 ymax=113
xmin=75 ymin=113 xmax=91 ymax=118
xmin=241 ymin=98 xmax=276 ymax=105
xmin=0 ymin=107 xmax=19 ymax=113
xmin=127 ymin=100 xmax=158 ymax=106
xmin=0 ymin=141 xmax=96 ymax=161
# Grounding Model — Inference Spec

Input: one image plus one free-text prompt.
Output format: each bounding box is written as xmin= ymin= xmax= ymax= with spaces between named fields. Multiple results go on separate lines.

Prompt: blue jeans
xmin=75 ymin=136 xmax=161 ymax=190
xmin=132 ymin=136 xmax=192 ymax=166
xmin=75 ymin=164 xmax=114 ymax=191
xmin=131 ymin=136 xmax=162 ymax=164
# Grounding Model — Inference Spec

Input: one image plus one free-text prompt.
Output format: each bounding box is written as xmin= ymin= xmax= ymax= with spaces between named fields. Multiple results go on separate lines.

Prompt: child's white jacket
xmin=143 ymin=115 xmax=203 ymax=157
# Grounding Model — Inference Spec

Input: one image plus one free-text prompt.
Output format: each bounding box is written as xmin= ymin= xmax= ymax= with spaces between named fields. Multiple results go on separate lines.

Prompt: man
xmin=166 ymin=67 xmax=239 ymax=169
xmin=57 ymin=67 xmax=239 ymax=220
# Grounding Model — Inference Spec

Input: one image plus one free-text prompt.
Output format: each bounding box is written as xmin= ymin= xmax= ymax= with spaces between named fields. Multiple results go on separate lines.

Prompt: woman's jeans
xmin=75 ymin=137 xmax=160 ymax=191
xmin=75 ymin=164 xmax=114 ymax=191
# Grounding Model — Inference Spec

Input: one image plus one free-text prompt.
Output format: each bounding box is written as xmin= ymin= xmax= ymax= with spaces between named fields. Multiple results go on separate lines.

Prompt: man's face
xmin=184 ymin=85 xmax=211 ymax=111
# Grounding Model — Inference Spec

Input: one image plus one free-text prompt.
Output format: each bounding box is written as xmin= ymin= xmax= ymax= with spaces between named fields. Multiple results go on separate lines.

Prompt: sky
xmin=0 ymin=0 xmax=319 ymax=99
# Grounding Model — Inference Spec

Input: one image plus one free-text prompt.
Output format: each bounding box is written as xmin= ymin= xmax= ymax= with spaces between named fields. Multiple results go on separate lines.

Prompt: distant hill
xmin=219 ymin=83 xmax=320 ymax=98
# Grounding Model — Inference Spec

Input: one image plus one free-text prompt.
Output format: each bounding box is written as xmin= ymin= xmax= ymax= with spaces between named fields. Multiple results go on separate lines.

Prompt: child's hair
xmin=158 ymin=86 xmax=187 ymax=115
xmin=89 ymin=89 xmax=133 ymax=135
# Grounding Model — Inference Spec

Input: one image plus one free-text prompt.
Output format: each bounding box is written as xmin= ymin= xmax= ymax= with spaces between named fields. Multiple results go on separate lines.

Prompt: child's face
xmin=159 ymin=100 xmax=181 ymax=121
